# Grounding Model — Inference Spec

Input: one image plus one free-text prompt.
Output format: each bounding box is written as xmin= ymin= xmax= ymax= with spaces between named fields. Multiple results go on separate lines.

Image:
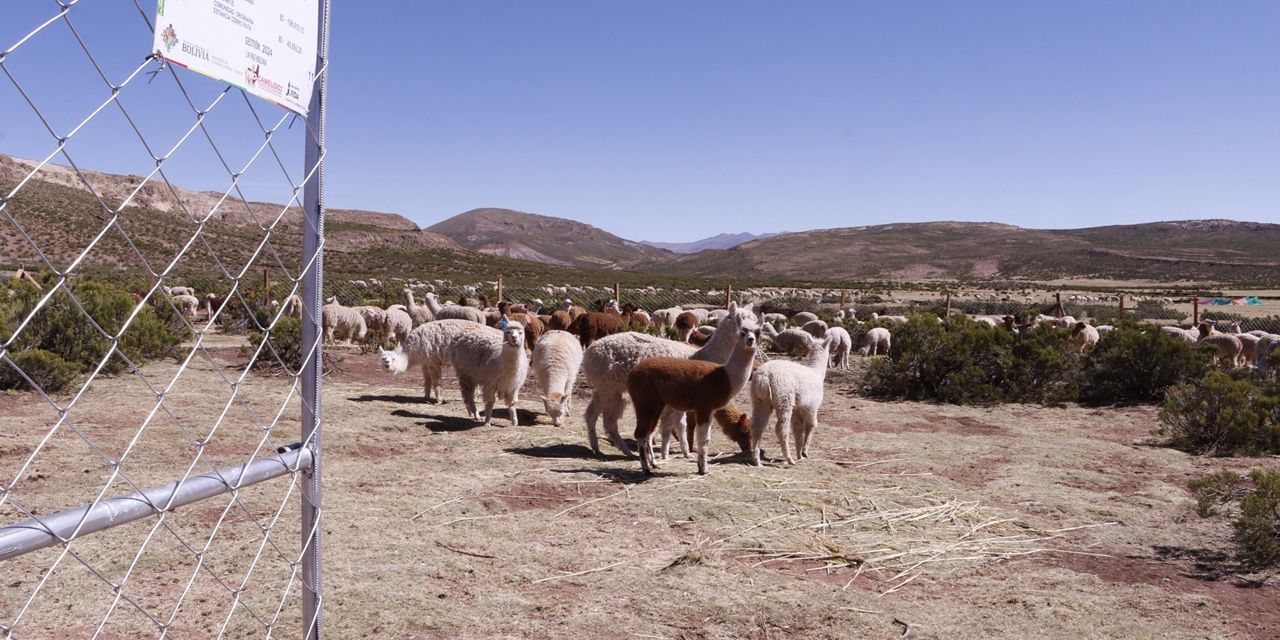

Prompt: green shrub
xmin=1158 ymin=372 xmax=1280 ymax=455
xmin=247 ymin=316 xmax=304 ymax=373
xmin=860 ymin=314 xmax=1081 ymax=405
xmin=0 ymin=276 xmax=182 ymax=393
xmin=1189 ymin=469 xmax=1280 ymax=568
xmin=1080 ymin=323 xmax=1209 ymax=404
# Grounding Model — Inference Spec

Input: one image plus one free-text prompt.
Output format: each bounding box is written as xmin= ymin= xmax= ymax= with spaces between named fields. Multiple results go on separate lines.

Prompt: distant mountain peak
xmin=639 ymin=231 xmax=784 ymax=254
xmin=426 ymin=208 xmax=673 ymax=268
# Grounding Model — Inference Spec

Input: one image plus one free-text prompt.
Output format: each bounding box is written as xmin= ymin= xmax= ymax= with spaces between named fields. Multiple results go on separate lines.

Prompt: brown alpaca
xmin=660 ymin=405 xmax=752 ymax=460
xmin=674 ymin=311 xmax=699 ymax=342
xmin=621 ymin=302 xmax=649 ymax=330
xmin=547 ymin=309 xmax=573 ymax=332
xmin=627 ymin=323 xmax=759 ymax=475
xmin=570 ymin=311 xmax=622 ymax=348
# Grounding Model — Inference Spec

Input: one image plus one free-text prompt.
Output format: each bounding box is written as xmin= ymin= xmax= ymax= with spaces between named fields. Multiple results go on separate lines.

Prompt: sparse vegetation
xmin=1189 ymin=469 xmax=1280 ymax=568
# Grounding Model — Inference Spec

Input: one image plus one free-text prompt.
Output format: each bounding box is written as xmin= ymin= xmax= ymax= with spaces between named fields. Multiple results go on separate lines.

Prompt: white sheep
xmin=531 ymin=330 xmax=584 ymax=427
xmin=749 ymin=333 xmax=835 ymax=466
xmin=859 ymin=327 xmax=891 ymax=356
xmin=826 ymin=326 xmax=852 ymax=370
xmin=448 ymin=316 xmax=530 ymax=427
xmin=322 ymin=300 xmax=366 ymax=343
xmin=399 ymin=289 xmax=434 ymax=325
xmin=165 ymin=285 xmax=196 ymax=298
xmin=379 ymin=319 xmax=481 ymax=403
xmin=424 ymin=291 xmax=487 ymax=324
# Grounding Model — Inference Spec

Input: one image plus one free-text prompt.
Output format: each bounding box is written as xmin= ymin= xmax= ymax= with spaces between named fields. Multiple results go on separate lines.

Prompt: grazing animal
xmin=1071 ymin=322 xmax=1100 ymax=353
xmin=859 ymin=327 xmax=891 ymax=357
xmin=750 ymin=333 xmax=835 ymax=466
xmin=627 ymin=319 xmax=759 ymax=475
xmin=378 ymin=319 xmax=481 ymax=403
xmin=322 ymin=299 xmax=367 ymax=343
xmin=531 ymin=330 xmax=584 ymax=427
xmin=1196 ymin=322 xmax=1243 ymax=367
xmin=673 ymin=311 xmax=699 ymax=342
xmin=826 ymin=326 xmax=853 ymax=370
xmin=448 ymin=317 xmax=531 ymax=426
xmin=424 ymin=292 xmax=487 ymax=324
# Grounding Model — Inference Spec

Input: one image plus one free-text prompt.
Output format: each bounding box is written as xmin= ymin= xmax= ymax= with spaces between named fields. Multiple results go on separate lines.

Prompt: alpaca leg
xmin=504 ymin=391 xmax=519 ymax=427
xmin=584 ymin=393 xmax=605 ymax=455
xmin=749 ymin=392 xmax=774 ymax=467
xmin=481 ymin=387 xmax=497 ymax=426
xmin=693 ymin=411 xmax=713 ymax=475
xmin=774 ymin=402 xmax=796 ymax=465
xmin=602 ymin=395 xmax=635 ymax=458
xmin=459 ymin=377 xmax=478 ymax=420
xmin=420 ymin=364 xmax=434 ymax=402
xmin=795 ymin=408 xmax=816 ymax=460
xmin=633 ymin=404 xmax=664 ymax=475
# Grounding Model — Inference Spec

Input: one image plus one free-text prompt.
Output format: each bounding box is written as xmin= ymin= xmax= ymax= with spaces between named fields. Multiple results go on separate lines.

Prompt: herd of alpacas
xmin=165 ymin=285 xmax=1265 ymax=476
xmin=362 ymin=292 xmax=854 ymax=475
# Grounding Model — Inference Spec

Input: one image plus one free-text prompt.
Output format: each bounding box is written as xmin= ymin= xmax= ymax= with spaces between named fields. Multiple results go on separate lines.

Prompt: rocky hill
xmin=427 ymin=208 xmax=674 ymax=269
xmin=653 ymin=220 xmax=1280 ymax=286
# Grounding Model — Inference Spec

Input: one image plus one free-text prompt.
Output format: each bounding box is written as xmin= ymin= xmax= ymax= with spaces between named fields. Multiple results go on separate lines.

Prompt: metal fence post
xmin=301 ymin=1 xmax=330 ymax=637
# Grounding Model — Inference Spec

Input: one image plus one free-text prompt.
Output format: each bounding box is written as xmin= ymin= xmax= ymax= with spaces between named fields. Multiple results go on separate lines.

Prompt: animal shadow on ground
xmin=350 ymin=394 xmax=436 ymax=404
xmin=548 ymin=467 xmax=653 ymax=484
xmin=1153 ymin=545 xmax=1265 ymax=585
xmin=506 ymin=442 xmax=630 ymax=462
xmin=389 ymin=409 xmax=484 ymax=433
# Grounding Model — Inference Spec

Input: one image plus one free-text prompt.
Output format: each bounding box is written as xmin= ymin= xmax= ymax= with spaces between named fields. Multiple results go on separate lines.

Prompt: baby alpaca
xmin=750 ymin=334 xmax=834 ymax=466
xmin=449 ymin=316 xmax=530 ymax=426
xmin=859 ymin=327 xmax=891 ymax=356
xmin=532 ymin=330 xmax=584 ymax=427
xmin=627 ymin=322 xmax=759 ymax=475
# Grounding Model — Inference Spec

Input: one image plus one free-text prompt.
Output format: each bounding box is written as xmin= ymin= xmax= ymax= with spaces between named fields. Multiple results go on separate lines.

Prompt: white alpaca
xmin=860 ymin=327 xmax=891 ymax=356
xmin=449 ymin=316 xmax=530 ymax=427
xmin=282 ymin=294 xmax=303 ymax=319
xmin=799 ymin=319 xmax=828 ymax=338
xmin=164 ymin=285 xmax=196 ymax=298
xmin=581 ymin=302 xmax=756 ymax=457
xmin=379 ymin=319 xmax=481 ymax=403
xmin=761 ymin=322 xmax=812 ymax=354
xmin=322 ymin=300 xmax=366 ymax=343
xmin=424 ymin=291 xmax=487 ymax=324
xmin=171 ymin=294 xmax=200 ymax=319
xmin=826 ymin=326 xmax=852 ymax=370
xmin=750 ymin=333 xmax=834 ymax=466
xmin=532 ymin=330 xmax=584 ymax=427
xmin=399 ymin=289 xmax=434 ymax=325
xmin=791 ymin=311 xmax=819 ymax=325
xmin=382 ymin=306 xmax=412 ymax=345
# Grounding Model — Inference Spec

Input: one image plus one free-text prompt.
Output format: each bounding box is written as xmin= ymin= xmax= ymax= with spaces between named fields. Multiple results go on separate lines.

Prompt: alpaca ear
xmin=727 ymin=301 xmax=737 ymax=313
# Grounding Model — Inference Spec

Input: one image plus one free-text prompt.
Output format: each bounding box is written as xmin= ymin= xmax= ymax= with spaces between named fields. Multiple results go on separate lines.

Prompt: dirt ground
xmin=2 ymin=333 xmax=1280 ymax=639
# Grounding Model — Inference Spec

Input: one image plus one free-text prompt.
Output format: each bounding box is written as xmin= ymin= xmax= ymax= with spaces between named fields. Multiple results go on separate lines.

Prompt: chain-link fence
xmin=1 ymin=3 xmax=326 ymax=638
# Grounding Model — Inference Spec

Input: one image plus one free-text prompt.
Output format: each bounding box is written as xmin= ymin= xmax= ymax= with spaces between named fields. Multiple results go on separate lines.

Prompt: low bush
xmin=0 ymin=275 xmax=182 ymax=393
xmin=1079 ymin=323 xmax=1210 ymax=404
xmin=1158 ymin=372 xmax=1280 ymax=455
xmin=1189 ymin=469 xmax=1280 ymax=568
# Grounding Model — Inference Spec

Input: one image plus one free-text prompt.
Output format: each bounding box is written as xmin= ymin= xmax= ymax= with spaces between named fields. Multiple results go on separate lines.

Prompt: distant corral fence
xmin=319 ymin=276 xmax=1280 ymax=336
xmin=1 ymin=3 xmax=328 ymax=639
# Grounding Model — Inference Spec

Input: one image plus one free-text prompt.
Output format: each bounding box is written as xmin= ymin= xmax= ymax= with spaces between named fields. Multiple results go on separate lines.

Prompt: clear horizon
xmin=2 ymin=2 xmax=1278 ymax=244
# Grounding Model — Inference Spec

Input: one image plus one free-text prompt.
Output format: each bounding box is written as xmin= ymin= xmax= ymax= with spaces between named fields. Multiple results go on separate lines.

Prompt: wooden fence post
xmin=945 ymin=293 xmax=952 ymax=318
xmin=726 ymin=284 xmax=732 ymax=309
xmin=841 ymin=290 xmax=846 ymax=312
xmin=614 ymin=282 xmax=620 ymax=306
xmin=498 ymin=277 xmax=503 ymax=303
xmin=1118 ymin=295 xmax=1125 ymax=321
xmin=1193 ymin=298 xmax=1199 ymax=326
xmin=263 ymin=268 xmax=270 ymax=305
xmin=1055 ymin=292 xmax=1062 ymax=318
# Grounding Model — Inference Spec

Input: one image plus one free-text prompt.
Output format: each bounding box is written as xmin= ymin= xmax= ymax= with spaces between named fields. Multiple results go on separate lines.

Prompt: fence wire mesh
xmin=0 ymin=2 xmax=324 ymax=638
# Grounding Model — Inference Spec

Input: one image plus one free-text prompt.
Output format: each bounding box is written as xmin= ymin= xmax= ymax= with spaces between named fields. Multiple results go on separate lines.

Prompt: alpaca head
xmin=378 ymin=347 xmax=408 ymax=374
xmin=540 ymin=392 xmax=568 ymax=426
xmin=499 ymin=315 xmax=526 ymax=348
xmin=400 ymin=288 xmax=415 ymax=305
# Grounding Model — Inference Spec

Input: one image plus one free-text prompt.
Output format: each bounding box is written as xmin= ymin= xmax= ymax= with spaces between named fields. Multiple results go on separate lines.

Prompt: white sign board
xmin=153 ymin=0 xmax=318 ymax=116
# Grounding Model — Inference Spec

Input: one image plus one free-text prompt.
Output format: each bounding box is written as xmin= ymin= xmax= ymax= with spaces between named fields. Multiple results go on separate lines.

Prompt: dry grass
xmin=1 ymin=332 xmax=1278 ymax=639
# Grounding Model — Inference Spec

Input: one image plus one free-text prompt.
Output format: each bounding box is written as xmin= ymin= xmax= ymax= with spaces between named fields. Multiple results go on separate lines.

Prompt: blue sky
xmin=2 ymin=2 xmax=1278 ymax=243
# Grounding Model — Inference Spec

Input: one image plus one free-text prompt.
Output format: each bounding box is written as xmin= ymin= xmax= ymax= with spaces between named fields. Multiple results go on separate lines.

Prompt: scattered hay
xmin=720 ymin=485 xmax=1114 ymax=595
